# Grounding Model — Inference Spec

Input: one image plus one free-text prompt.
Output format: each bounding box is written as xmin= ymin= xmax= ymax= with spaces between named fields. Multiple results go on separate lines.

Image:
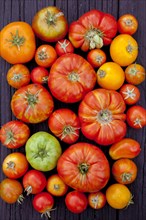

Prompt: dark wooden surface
xmin=0 ymin=0 xmax=146 ymax=220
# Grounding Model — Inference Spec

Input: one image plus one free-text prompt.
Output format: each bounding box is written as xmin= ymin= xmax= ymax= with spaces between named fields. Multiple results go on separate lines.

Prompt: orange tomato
xmin=97 ymin=62 xmax=125 ymax=90
xmin=110 ymin=34 xmax=138 ymax=67
xmin=119 ymin=84 xmax=140 ymax=105
xmin=118 ymin=14 xmax=138 ymax=35
xmin=87 ymin=49 xmax=106 ymax=68
xmin=88 ymin=191 xmax=106 ymax=209
xmin=125 ymin=63 xmax=145 ymax=85
xmin=0 ymin=21 xmax=36 ymax=64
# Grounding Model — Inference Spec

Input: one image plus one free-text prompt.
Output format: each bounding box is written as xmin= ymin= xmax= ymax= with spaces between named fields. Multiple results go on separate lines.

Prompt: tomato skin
xmin=30 ymin=67 xmax=49 ymax=84
xmin=32 ymin=6 xmax=68 ymax=42
xmin=2 ymin=152 xmax=29 ymax=179
xmin=0 ymin=21 xmax=36 ymax=64
xmin=57 ymin=142 xmax=110 ymax=192
xmin=118 ymin=14 xmax=138 ymax=35
xmin=109 ymin=138 xmax=141 ymax=160
xmin=65 ymin=191 xmax=88 ymax=214
xmin=119 ymin=84 xmax=140 ymax=105
xmin=0 ymin=120 xmax=30 ymax=149
xmin=55 ymin=39 xmax=74 ymax=56
xmin=125 ymin=63 xmax=145 ymax=85
xmin=48 ymin=108 xmax=80 ymax=144
xmin=126 ymin=105 xmax=146 ymax=129
xmin=88 ymin=191 xmax=106 ymax=209
xmin=87 ymin=49 xmax=106 ymax=68
xmin=78 ymin=88 xmax=127 ymax=146
xmin=11 ymin=84 xmax=54 ymax=124
xmin=0 ymin=178 xmax=23 ymax=204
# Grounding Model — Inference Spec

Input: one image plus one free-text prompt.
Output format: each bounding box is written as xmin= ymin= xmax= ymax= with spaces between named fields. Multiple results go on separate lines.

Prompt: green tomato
xmin=25 ymin=131 xmax=62 ymax=172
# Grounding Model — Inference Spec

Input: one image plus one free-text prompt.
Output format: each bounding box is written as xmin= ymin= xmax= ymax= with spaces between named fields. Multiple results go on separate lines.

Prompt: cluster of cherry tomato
xmin=0 ymin=6 xmax=146 ymax=218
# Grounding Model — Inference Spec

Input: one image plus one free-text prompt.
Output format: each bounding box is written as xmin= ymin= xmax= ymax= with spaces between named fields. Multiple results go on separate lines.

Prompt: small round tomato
xmin=35 ymin=44 xmax=57 ymax=68
xmin=6 ymin=64 xmax=30 ymax=89
xmin=22 ymin=170 xmax=47 ymax=195
xmin=88 ymin=191 xmax=106 ymax=209
xmin=87 ymin=49 xmax=106 ymax=68
xmin=97 ymin=62 xmax=125 ymax=90
xmin=32 ymin=192 xmax=54 ymax=219
xmin=0 ymin=120 xmax=30 ymax=149
xmin=112 ymin=159 xmax=138 ymax=184
xmin=126 ymin=105 xmax=146 ymax=129
xmin=119 ymin=84 xmax=140 ymax=105
xmin=110 ymin=34 xmax=138 ymax=67
xmin=118 ymin=14 xmax=138 ymax=35
xmin=48 ymin=108 xmax=80 ymax=144
xmin=65 ymin=191 xmax=88 ymax=214
xmin=30 ymin=66 xmax=49 ymax=84
xmin=46 ymin=174 xmax=68 ymax=196
xmin=125 ymin=63 xmax=145 ymax=85
xmin=106 ymin=183 xmax=133 ymax=209
xmin=55 ymin=39 xmax=74 ymax=56
xmin=2 ymin=152 xmax=29 ymax=179
xmin=0 ymin=178 xmax=23 ymax=204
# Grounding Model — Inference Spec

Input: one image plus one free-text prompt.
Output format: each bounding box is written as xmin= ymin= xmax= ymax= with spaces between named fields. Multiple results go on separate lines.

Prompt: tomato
xmin=119 ymin=84 xmax=140 ymax=105
xmin=78 ymin=89 xmax=127 ymax=146
xmin=88 ymin=191 xmax=106 ymax=209
xmin=25 ymin=131 xmax=62 ymax=172
xmin=22 ymin=170 xmax=47 ymax=195
xmin=46 ymin=174 xmax=68 ymax=196
xmin=11 ymin=84 xmax=54 ymax=124
xmin=0 ymin=120 xmax=30 ymax=149
xmin=106 ymin=183 xmax=133 ymax=209
xmin=65 ymin=191 xmax=88 ymax=214
xmin=32 ymin=6 xmax=68 ymax=42
xmin=118 ymin=14 xmax=138 ymax=35
xmin=6 ymin=64 xmax=30 ymax=89
xmin=57 ymin=142 xmax=110 ymax=192
xmin=112 ymin=159 xmax=138 ymax=184
xmin=48 ymin=108 xmax=80 ymax=144
xmin=2 ymin=152 xmax=29 ymax=179
xmin=48 ymin=53 xmax=96 ymax=103
xmin=110 ymin=34 xmax=138 ymax=67
xmin=55 ymin=39 xmax=74 ymax=56
xmin=97 ymin=62 xmax=125 ymax=90
xmin=126 ymin=105 xmax=146 ymax=129
xmin=69 ymin=9 xmax=117 ymax=51
xmin=30 ymin=67 xmax=49 ymax=84
xmin=109 ymin=138 xmax=141 ymax=160
xmin=0 ymin=178 xmax=23 ymax=204
xmin=35 ymin=45 xmax=57 ymax=68
xmin=0 ymin=21 xmax=36 ymax=64
xmin=125 ymin=63 xmax=145 ymax=85
xmin=87 ymin=49 xmax=106 ymax=68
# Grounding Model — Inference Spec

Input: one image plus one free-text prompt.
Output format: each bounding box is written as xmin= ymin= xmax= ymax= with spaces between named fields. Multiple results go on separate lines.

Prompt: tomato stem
xmin=78 ymin=163 xmax=89 ymax=174
xmin=6 ymin=30 xmax=25 ymax=51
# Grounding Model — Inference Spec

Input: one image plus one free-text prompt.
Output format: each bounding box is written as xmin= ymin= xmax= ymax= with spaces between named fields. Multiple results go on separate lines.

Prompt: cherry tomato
xmin=119 ymin=84 xmax=140 ymax=105
xmin=87 ymin=49 xmax=106 ymax=68
xmin=55 ymin=39 xmax=74 ymax=56
xmin=88 ymin=191 xmax=106 ymax=209
xmin=125 ymin=63 xmax=145 ymax=85
xmin=30 ymin=66 xmax=49 ymax=84
xmin=65 ymin=191 xmax=88 ymax=214
xmin=118 ymin=14 xmax=138 ymax=35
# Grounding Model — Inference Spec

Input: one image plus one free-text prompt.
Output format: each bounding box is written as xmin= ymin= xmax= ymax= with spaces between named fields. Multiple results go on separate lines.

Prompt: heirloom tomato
xmin=48 ymin=53 xmax=96 ymax=103
xmin=87 ymin=48 xmax=106 ymax=68
xmin=0 ymin=21 xmax=36 ymax=64
xmin=25 ymin=131 xmax=62 ymax=172
xmin=125 ymin=63 xmax=145 ymax=85
xmin=55 ymin=39 xmax=74 ymax=56
xmin=119 ymin=84 xmax=140 ymax=105
xmin=57 ymin=142 xmax=110 ymax=192
xmin=30 ymin=66 xmax=49 ymax=84
xmin=2 ymin=152 xmax=29 ymax=179
xmin=118 ymin=14 xmax=138 ymax=35
xmin=48 ymin=108 xmax=80 ymax=144
xmin=69 ymin=9 xmax=117 ymax=51
xmin=88 ymin=191 xmax=106 ymax=210
xmin=0 ymin=120 xmax=30 ymax=149
xmin=78 ymin=89 xmax=127 ymax=146
xmin=32 ymin=6 xmax=68 ymax=42
xmin=110 ymin=34 xmax=138 ymax=66
xmin=11 ymin=84 xmax=54 ymax=124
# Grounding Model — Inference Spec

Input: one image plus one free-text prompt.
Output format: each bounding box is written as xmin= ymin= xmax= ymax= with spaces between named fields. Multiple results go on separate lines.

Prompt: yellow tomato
xmin=106 ymin=183 xmax=133 ymax=209
xmin=110 ymin=34 xmax=138 ymax=67
xmin=97 ymin=62 xmax=125 ymax=90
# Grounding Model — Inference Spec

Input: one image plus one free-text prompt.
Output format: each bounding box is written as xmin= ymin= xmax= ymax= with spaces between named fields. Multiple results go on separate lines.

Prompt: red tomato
xmin=87 ymin=49 xmax=106 ymax=68
xmin=126 ymin=105 xmax=146 ymax=129
xmin=55 ymin=39 xmax=74 ymax=56
xmin=48 ymin=108 xmax=80 ymax=144
xmin=119 ymin=84 xmax=140 ymax=105
xmin=65 ymin=191 xmax=88 ymax=214
xmin=48 ymin=53 xmax=96 ymax=103
xmin=57 ymin=142 xmax=110 ymax=192
xmin=2 ymin=152 xmax=29 ymax=179
xmin=88 ymin=191 xmax=106 ymax=209
xmin=69 ymin=9 xmax=117 ymax=51
xmin=118 ymin=14 xmax=138 ymax=35
xmin=78 ymin=88 xmax=127 ymax=146
xmin=0 ymin=120 xmax=30 ymax=149
xmin=11 ymin=84 xmax=54 ymax=123
xmin=22 ymin=170 xmax=47 ymax=195
xmin=30 ymin=67 xmax=49 ymax=84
